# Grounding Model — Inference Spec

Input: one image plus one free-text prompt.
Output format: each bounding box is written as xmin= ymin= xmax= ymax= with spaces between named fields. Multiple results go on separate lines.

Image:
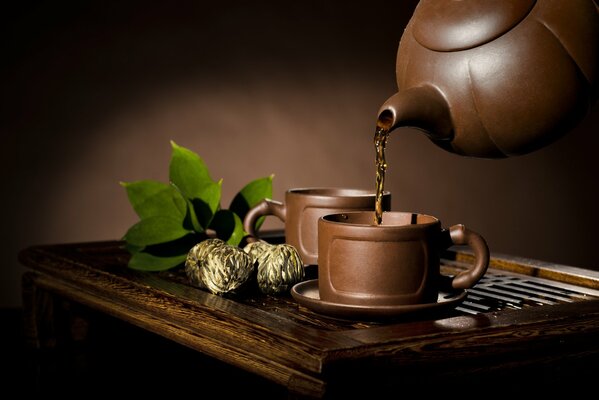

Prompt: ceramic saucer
xmin=291 ymin=279 xmax=467 ymax=321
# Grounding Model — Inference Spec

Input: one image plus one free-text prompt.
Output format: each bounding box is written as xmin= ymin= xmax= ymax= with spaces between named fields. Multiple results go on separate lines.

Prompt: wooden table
xmin=19 ymin=238 xmax=599 ymax=398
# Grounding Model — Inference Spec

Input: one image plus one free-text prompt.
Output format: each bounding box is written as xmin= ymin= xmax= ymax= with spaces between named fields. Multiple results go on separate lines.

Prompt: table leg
xmin=21 ymin=272 xmax=91 ymax=350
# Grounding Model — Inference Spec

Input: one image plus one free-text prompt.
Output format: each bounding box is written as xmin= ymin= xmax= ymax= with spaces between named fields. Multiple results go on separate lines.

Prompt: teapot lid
xmin=412 ymin=0 xmax=536 ymax=51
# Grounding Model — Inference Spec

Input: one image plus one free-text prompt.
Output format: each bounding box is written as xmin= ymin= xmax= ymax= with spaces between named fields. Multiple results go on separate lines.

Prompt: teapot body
xmin=380 ymin=0 xmax=599 ymax=158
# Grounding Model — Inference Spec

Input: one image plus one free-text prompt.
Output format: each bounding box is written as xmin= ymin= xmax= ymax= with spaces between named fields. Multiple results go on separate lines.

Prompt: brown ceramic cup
xmin=243 ymin=188 xmax=391 ymax=265
xmin=318 ymin=211 xmax=489 ymax=306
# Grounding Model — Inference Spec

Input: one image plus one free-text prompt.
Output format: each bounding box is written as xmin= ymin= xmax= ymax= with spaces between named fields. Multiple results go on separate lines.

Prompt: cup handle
xmin=444 ymin=224 xmax=490 ymax=289
xmin=243 ymin=199 xmax=287 ymax=242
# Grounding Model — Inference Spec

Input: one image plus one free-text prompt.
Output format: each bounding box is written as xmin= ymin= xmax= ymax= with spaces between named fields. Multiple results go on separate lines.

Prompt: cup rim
xmin=287 ymin=187 xmax=391 ymax=198
xmin=321 ymin=211 xmax=439 ymax=227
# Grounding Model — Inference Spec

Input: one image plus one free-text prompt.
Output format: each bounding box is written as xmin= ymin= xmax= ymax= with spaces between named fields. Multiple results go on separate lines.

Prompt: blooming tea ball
xmin=243 ymin=240 xmax=272 ymax=264
xmin=185 ymin=238 xmax=226 ymax=289
xmin=256 ymin=244 xmax=304 ymax=295
xmin=200 ymin=244 xmax=254 ymax=295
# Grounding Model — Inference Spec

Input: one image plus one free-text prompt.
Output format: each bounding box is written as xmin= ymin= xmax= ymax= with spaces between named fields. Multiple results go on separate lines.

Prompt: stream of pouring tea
xmin=374 ymin=127 xmax=390 ymax=225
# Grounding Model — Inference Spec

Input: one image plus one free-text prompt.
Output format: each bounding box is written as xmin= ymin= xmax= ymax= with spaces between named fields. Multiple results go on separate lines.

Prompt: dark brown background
xmin=3 ymin=0 xmax=598 ymax=307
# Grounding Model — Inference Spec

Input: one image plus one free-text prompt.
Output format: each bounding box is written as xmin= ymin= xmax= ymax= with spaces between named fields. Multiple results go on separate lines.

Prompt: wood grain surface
xmin=19 ymin=240 xmax=599 ymax=398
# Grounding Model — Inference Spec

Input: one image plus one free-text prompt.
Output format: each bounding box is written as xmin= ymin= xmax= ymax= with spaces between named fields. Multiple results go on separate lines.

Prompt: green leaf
xmin=123 ymin=242 xmax=145 ymax=254
xmin=193 ymin=180 xmax=222 ymax=228
xmin=169 ymin=140 xmax=213 ymax=198
xmin=227 ymin=212 xmax=246 ymax=246
xmin=209 ymin=209 xmax=246 ymax=247
xmin=127 ymin=232 xmax=204 ymax=270
xmin=128 ymin=251 xmax=188 ymax=271
xmin=229 ymin=174 xmax=274 ymax=230
xmin=169 ymin=141 xmax=222 ymax=226
xmin=120 ymin=180 xmax=187 ymax=220
xmin=183 ymin=198 xmax=203 ymax=232
xmin=121 ymin=141 xmax=274 ymax=272
xmin=124 ymin=216 xmax=192 ymax=246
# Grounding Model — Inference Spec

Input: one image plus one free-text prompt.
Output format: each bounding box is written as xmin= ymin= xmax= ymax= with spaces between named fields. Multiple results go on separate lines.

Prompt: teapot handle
xmin=243 ymin=199 xmax=287 ymax=242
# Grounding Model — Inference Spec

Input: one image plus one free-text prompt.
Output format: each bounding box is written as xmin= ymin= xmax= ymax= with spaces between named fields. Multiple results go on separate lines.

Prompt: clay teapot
xmin=377 ymin=0 xmax=599 ymax=158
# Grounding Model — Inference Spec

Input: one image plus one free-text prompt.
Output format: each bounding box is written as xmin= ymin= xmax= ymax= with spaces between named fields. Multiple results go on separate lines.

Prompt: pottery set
xmin=244 ymin=0 xmax=598 ymax=321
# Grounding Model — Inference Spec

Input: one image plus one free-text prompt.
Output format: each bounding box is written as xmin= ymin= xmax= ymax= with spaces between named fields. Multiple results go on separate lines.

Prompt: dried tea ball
xmin=201 ymin=244 xmax=254 ymax=295
xmin=185 ymin=238 xmax=226 ymax=288
xmin=257 ymin=244 xmax=304 ymax=295
xmin=243 ymin=240 xmax=272 ymax=264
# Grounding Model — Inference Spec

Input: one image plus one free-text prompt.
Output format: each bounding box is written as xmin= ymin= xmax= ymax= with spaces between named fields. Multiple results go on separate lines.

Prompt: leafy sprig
xmin=121 ymin=140 xmax=273 ymax=271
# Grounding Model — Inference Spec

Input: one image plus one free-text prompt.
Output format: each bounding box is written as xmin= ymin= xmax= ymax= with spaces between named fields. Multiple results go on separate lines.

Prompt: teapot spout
xmin=376 ymin=86 xmax=453 ymax=142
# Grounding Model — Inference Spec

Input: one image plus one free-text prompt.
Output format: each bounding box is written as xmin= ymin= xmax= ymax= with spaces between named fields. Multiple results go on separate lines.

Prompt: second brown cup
xmin=243 ymin=188 xmax=391 ymax=265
